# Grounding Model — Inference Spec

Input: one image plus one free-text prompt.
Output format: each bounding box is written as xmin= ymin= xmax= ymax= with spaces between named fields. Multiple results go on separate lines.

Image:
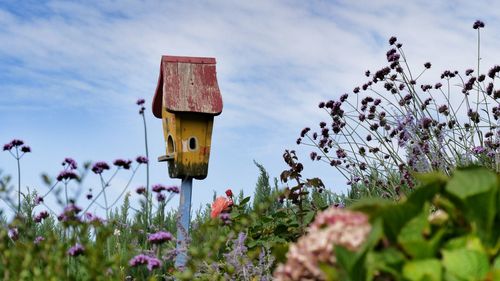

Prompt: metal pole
xmin=175 ymin=177 xmax=193 ymax=269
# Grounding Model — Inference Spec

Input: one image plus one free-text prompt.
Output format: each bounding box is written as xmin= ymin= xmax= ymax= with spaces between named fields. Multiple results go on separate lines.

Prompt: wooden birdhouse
xmin=152 ymin=55 xmax=223 ymax=179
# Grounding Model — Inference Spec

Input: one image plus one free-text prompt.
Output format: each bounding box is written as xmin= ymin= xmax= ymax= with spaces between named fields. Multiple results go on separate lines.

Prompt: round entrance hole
xmin=188 ymin=137 xmax=197 ymax=151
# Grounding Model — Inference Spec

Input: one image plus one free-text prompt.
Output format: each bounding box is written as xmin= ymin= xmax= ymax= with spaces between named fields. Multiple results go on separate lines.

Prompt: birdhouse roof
xmin=152 ymin=55 xmax=223 ymax=118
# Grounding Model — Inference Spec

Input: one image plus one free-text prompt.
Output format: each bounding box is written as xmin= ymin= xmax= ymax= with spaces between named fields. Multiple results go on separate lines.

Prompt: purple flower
xmin=136 ymin=98 xmax=145 ymax=105
xmin=91 ymin=161 xmax=110 ymax=174
xmin=3 ymin=143 xmax=13 ymax=151
xmin=62 ymin=158 xmax=78 ymax=169
xmin=20 ymin=146 xmax=31 ymax=153
xmin=152 ymin=184 xmax=166 ymax=193
xmin=113 ymin=159 xmax=132 ymax=169
xmin=86 ymin=193 xmax=93 ymax=200
xmin=424 ymin=62 xmax=431 ymax=69
xmin=148 ymin=231 xmax=173 ymax=244
xmin=58 ymin=204 xmax=82 ymax=223
xmin=57 ymin=170 xmax=79 ymax=181
xmin=388 ymin=36 xmax=397 ymax=45
xmin=3 ymin=139 xmax=26 ymax=151
xmin=136 ymin=186 xmax=146 ymax=194
xmin=136 ymin=156 xmax=148 ymax=164
xmin=220 ymin=213 xmax=231 ymax=225
xmin=166 ymin=186 xmax=179 ymax=193
xmin=34 ymin=195 xmax=44 ymax=205
xmin=85 ymin=212 xmax=105 ymax=224
xmin=146 ymin=257 xmax=162 ymax=271
xmin=473 ymin=20 xmax=485 ymax=29
xmin=68 ymin=243 xmax=85 ymax=257
xmin=156 ymin=193 xmax=166 ymax=202
xmin=8 ymin=228 xmax=18 ymax=241
xmin=472 ymin=146 xmax=486 ymax=154
xmin=129 ymin=254 xmax=149 ymax=267
xmin=34 ymin=236 xmax=45 ymax=245
xmin=129 ymin=254 xmax=162 ymax=271
xmin=34 ymin=210 xmax=49 ymax=223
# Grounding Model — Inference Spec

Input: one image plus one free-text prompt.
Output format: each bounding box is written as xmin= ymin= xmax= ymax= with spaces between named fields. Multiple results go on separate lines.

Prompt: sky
xmin=1 ymin=0 xmax=500 ymax=217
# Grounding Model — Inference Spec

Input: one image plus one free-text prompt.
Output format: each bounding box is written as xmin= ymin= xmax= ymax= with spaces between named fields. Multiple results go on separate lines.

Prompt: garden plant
xmin=1 ymin=20 xmax=499 ymax=280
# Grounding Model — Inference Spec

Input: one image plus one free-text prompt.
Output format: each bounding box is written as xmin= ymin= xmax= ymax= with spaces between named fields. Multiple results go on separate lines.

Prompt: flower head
xmin=167 ymin=186 xmax=179 ymax=193
xmin=68 ymin=243 xmax=85 ymax=257
xmin=136 ymin=186 xmax=146 ymax=195
xmin=34 ymin=195 xmax=44 ymax=205
xmin=62 ymin=158 xmax=78 ymax=169
xmin=136 ymin=156 xmax=148 ymax=164
xmin=34 ymin=210 xmax=49 ymax=223
xmin=3 ymin=139 xmax=25 ymax=151
xmin=156 ymin=193 xmax=166 ymax=202
xmin=91 ymin=161 xmax=110 ymax=174
xmin=225 ymin=189 xmax=233 ymax=197
xmin=129 ymin=254 xmax=162 ymax=271
xmin=113 ymin=159 xmax=132 ymax=169
xmin=274 ymin=207 xmax=371 ymax=280
xmin=152 ymin=184 xmax=166 ymax=193
xmin=57 ymin=170 xmax=79 ymax=182
xmin=21 ymin=146 xmax=31 ymax=153
xmin=210 ymin=196 xmax=233 ymax=218
xmin=473 ymin=20 xmax=485 ymax=29
xmin=148 ymin=231 xmax=173 ymax=244
xmin=136 ymin=98 xmax=145 ymax=105
xmin=472 ymin=146 xmax=486 ymax=154
xmin=34 ymin=236 xmax=45 ymax=245
xmin=8 ymin=228 xmax=19 ymax=241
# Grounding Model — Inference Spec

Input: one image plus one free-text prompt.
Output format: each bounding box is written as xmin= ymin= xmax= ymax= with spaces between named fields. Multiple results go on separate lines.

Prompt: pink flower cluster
xmin=274 ymin=207 xmax=371 ymax=281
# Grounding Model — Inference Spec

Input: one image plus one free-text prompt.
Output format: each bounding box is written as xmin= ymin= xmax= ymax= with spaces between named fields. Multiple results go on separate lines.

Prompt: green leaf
xmin=445 ymin=167 xmax=496 ymax=199
xmin=442 ymin=248 xmax=489 ymax=280
xmin=402 ymin=259 xmax=442 ymax=281
xmin=239 ymin=196 xmax=251 ymax=205
xmin=397 ymin=204 xmax=436 ymax=258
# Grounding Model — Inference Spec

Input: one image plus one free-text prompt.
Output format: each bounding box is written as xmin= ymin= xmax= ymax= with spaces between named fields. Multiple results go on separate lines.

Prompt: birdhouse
xmin=152 ymin=55 xmax=223 ymax=179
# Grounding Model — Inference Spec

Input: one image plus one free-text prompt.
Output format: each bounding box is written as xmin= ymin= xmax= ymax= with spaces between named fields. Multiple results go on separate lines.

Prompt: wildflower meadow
xmin=2 ymin=20 xmax=500 ymax=281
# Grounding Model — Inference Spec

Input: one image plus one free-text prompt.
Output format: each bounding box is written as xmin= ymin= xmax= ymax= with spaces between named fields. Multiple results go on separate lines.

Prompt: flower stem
xmin=141 ymin=113 xmax=150 ymax=227
xmin=16 ymin=147 xmax=21 ymax=213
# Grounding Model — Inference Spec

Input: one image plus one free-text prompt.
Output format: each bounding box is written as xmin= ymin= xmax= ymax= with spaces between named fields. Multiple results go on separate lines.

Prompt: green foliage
xmin=325 ymin=166 xmax=500 ymax=281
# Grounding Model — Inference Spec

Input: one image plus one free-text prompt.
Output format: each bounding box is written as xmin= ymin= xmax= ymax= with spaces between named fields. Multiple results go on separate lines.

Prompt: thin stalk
xmin=141 ymin=112 xmax=150 ymax=227
xmin=16 ymin=148 xmax=21 ymax=213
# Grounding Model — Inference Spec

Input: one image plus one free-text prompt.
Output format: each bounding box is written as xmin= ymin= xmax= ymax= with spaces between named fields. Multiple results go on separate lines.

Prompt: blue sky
xmin=1 ymin=0 xmax=500 ymax=216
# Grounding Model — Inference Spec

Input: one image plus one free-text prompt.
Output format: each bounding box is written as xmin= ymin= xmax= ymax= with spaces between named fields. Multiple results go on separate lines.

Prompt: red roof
xmin=152 ymin=55 xmax=223 ymax=118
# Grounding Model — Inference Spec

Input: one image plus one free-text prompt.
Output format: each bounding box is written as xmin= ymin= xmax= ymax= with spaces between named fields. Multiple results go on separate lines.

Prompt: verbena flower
xmin=225 ymin=188 xmax=233 ymax=197
xmin=62 ymin=158 xmax=78 ymax=169
xmin=136 ymin=156 xmax=148 ymax=164
xmin=152 ymin=184 xmax=166 ymax=193
xmin=34 ymin=195 xmax=43 ymax=205
xmin=136 ymin=186 xmax=146 ymax=194
xmin=20 ymin=146 xmax=31 ymax=153
xmin=57 ymin=170 xmax=79 ymax=181
xmin=91 ymin=161 xmax=110 ymax=174
xmin=113 ymin=159 xmax=132 ymax=169
xmin=148 ymin=231 xmax=173 ymax=244
xmin=473 ymin=20 xmax=485 ymax=29
xmin=156 ymin=193 xmax=166 ymax=202
xmin=68 ymin=243 xmax=85 ymax=257
xmin=166 ymin=185 xmax=179 ymax=193
xmin=34 ymin=210 xmax=49 ymax=223
xmin=136 ymin=98 xmax=145 ymax=105
xmin=129 ymin=254 xmax=162 ymax=271
xmin=34 ymin=236 xmax=44 ymax=245
xmin=8 ymin=228 xmax=19 ymax=241
xmin=58 ymin=204 xmax=82 ymax=223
